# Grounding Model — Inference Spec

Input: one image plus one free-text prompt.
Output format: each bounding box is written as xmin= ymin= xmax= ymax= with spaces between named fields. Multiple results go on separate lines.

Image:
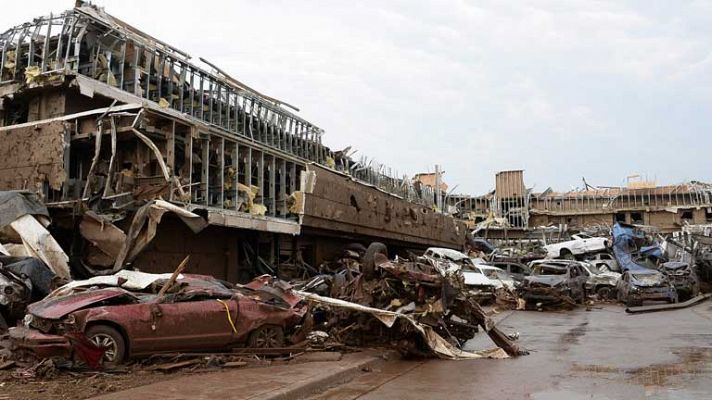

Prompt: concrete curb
xmin=258 ymin=353 xmax=386 ymax=400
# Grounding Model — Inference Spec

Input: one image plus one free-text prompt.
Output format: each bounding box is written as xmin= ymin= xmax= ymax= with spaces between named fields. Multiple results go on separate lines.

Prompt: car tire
xmin=0 ymin=313 xmax=8 ymax=332
xmin=362 ymin=242 xmax=388 ymax=278
xmin=86 ymin=325 xmax=126 ymax=366
xmin=596 ymin=286 xmax=611 ymax=300
xmin=344 ymin=243 xmax=367 ymax=257
xmin=248 ymin=324 xmax=285 ymax=348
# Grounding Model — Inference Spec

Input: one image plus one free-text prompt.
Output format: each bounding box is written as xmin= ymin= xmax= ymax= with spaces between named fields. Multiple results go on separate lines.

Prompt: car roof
xmin=530 ymin=259 xmax=579 ymax=267
xmin=532 ymin=263 xmax=568 ymax=270
xmin=475 ymin=264 xmax=504 ymax=271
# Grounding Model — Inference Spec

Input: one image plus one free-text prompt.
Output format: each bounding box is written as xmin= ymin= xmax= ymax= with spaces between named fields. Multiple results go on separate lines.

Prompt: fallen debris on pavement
xmin=625 ymin=293 xmax=711 ymax=314
xmin=294 ymin=244 xmax=525 ymax=359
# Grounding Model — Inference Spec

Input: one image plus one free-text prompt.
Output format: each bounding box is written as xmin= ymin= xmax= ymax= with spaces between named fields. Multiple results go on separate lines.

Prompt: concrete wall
xmin=300 ymin=165 xmax=467 ymax=249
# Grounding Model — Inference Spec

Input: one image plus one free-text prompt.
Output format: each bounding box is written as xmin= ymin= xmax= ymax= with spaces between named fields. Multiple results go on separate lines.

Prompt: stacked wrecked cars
xmin=611 ymin=223 xmax=680 ymax=307
xmin=295 ymin=243 xmax=524 ymax=359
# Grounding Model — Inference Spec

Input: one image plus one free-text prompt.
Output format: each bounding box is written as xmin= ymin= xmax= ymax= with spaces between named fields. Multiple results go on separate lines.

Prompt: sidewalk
xmin=91 ymin=352 xmax=385 ymax=400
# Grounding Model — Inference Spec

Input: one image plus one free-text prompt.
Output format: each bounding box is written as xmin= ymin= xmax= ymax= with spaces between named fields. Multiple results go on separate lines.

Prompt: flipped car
xmin=616 ymin=269 xmax=677 ymax=307
xmin=543 ymin=233 xmax=608 ymax=260
xmin=658 ymin=261 xmax=699 ymax=301
xmin=10 ymin=272 xmax=308 ymax=365
xmin=520 ymin=261 xmax=589 ymax=305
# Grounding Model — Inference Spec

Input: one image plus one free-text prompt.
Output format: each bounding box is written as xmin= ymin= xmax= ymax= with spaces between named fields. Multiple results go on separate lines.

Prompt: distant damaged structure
xmin=449 ymin=171 xmax=712 ymax=237
xmin=0 ymin=2 xmax=466 ymax=280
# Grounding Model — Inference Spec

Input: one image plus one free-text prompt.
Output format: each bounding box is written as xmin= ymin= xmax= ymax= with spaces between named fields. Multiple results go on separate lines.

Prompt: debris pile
xmin=295 ymin=244 xmax=525 ymax=359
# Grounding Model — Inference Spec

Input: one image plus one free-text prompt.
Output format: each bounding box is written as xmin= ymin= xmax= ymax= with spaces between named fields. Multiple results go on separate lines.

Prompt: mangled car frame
xmin=11 ymin=271 xmax=308 ymax=365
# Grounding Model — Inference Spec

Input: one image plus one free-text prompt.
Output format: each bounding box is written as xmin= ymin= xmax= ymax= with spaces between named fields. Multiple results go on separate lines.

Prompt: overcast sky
xmin=3 ymin=1 xmax=711 ymax=194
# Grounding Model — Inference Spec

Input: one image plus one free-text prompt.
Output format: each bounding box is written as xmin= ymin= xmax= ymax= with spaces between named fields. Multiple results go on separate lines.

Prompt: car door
xmin=144 ymin=296 xmax=239 ymax=353
xmin=502 ymin=263 xmax=527 ymax=282
xmin=567 ymin=266 xmax=584 ymax=299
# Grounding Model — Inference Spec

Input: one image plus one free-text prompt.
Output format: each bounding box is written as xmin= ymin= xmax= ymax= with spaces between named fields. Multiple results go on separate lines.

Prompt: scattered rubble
xmin=295 ymin=244 xmax=525 ymax=359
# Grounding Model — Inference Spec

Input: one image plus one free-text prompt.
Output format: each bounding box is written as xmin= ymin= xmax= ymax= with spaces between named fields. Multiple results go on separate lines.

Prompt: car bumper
xmin=9 ymin=327 xmax=71 ymax=359
xmin=668 ymin=278 xmax=696 ymax=293
xmin=628 ymin=287 xmax=676 ymax=302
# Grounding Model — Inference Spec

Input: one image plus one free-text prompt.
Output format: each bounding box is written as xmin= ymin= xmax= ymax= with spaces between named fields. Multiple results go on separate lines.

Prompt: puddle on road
xmin=557 ymin=322 xmax=589 ymax=352
xmin=559 ymin=322 xmax=588 ymax=344
xmin=571 ymin=347 xmax=712 ymax=387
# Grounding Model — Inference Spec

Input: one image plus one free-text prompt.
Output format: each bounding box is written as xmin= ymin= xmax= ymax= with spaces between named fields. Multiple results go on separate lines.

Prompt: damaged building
xmin=0 ymin=3 xmax=466 ymax=281
xmin=449 ymin=170 xmax=712 ymax=237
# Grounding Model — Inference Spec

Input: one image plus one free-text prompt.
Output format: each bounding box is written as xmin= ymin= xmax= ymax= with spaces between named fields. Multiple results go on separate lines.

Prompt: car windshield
xmin=532 ymin=265 xmax=567 ymax=275
xmin=577 ymin=233 xmax=593 ymax=239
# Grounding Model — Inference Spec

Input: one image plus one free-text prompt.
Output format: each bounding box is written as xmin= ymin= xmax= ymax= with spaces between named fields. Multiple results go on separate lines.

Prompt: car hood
xmin=525 ymin=275 xmax=567 ymax=287
xmin=588 ymin=273 xmax=619 ymax=285
xmin=630 ymin=274 xmax=666 ymax=287
xmin=27 ymin=288 xmax=138 ymax=320
xmin=661 ymin=262 xmax=691 ymax=272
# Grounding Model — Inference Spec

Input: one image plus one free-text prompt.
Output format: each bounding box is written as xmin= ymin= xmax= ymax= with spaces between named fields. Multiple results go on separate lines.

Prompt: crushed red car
xmin=9 ymin=272 xmax=308 ymax=365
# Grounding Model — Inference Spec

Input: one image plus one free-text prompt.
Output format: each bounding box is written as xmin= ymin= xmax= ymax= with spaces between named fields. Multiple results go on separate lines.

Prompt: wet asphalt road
xmin=310 ymin=302 xmax=712 ymax=400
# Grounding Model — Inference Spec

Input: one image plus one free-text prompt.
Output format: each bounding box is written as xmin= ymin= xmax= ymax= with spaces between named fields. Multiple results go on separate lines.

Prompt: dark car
xmin=658 ymin=261 xmax=699 ymax=300
xmin=10 ymin=273 xmax=308 ymax=365
xmin=616 ymin=269 xmax=677 ymax=307
xmin=519 ymin=261 xmax=588 ymax=305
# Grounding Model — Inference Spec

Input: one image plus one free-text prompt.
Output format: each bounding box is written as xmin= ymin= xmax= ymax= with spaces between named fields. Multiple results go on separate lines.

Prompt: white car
xmin=470 ymin=264 xmax=517 ymax=290
xmin=543 ymin=233 xmax=608 ymax=259
xmin=422 ymin=248 xmax=497 ymax=298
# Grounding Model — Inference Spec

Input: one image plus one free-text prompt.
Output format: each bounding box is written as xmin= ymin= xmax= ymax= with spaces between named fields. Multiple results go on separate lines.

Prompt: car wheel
xmin=362 ymin=242 xmax=388 ymax=278
xmin=248 ymin=324 xmax=285 ymax=348
xmin=572 ymin=289 xmax=583 ymax=304
xmin=343 ymin=243 xmax=367 ymax=258
xmin=596 ymin=286 xmax=611 ymax=300
xmin=560 ymin=249 xmax=575 ymax=260
xmin=86 ymin=325 xmax=126 ymax=366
